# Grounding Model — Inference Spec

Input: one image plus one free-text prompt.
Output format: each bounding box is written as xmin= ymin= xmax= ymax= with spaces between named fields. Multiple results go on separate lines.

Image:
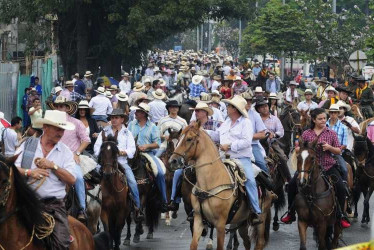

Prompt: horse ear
xmin=196 ymin=120 xmax=202 ymax=129
xmin=168 ymin=128 xmax=172 ymax=135
xmin=6 ymin=153 xmax=20 ymax=165
xmin=102 ymin=131 xmax=107 ymax=142
xmin=178 ymin=128 xmax=183 ymax=136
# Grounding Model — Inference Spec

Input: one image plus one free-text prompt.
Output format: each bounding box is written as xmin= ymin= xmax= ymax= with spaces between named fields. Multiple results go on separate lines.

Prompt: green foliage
xmin=214 ymin=21 xmax=240 ymax=57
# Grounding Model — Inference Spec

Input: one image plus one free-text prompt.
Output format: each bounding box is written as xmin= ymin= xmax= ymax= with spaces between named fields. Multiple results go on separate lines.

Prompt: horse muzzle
xmin=169 ymin=157 xmax=184 ymax=171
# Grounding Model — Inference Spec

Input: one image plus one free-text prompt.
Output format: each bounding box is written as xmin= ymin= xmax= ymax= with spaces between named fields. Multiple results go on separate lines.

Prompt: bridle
xmin=172 ymin=129 xmax=200 ymax=164
xmin=284 ymin=109 xmax=301 ymax=133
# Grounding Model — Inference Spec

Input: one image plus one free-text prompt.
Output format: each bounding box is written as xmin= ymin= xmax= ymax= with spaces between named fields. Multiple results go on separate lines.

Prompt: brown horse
xmin=351 ymin=104 xmax=364 ymax=124
xmin=0 ymin=155 xmax=95 ymax=250
xmin=295 ymin=141 xmax=341 ymax=250
xmin=160 ymin=128 xmax=183 ymax=225
xmin=299 ymin=109 xmax=311 ymax=131
xmin=98 ymin=133 xmax=131 ymax=250
xmin=169 ymin=123 xmax=259 ymax=250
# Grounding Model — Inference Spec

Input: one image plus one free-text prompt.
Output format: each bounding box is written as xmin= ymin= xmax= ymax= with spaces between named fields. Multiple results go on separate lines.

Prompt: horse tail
xmin=145 ymin=184 xmax=162 ymax=229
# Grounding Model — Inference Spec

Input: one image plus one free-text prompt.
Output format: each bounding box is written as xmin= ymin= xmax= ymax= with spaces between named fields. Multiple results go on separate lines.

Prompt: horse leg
xmin=123 ymin=215 xmax=131 ymax=246
xmin=206 ymin=226 xmax=214 ymax=250
xmin=316 ymin=224 xmax=327 ymax=250
xmin=101 ymin=212 xmax=112 ymax=247
xmin=165 ymin=211 xmax=171 ymax=226
xmin=238 ymin=224 xmax=251 ymax=250
xmin=133 ymin=221 xmax=142 ymax=243
xmin=114 ymin=226 xmax=121 ymax=250
xmin=233 ymin=231 xmax=240 ymax=250
xmin=172 ymin=210 xmax=178 ymax=219
xmin=332 ymin=222 xmax=342 ymax=249
xmin=362 ymin=186 xmax=374 ymax=224
xmin=254 ymin=216 xmax=267 ymax=250
xmin=298 ymin=220 xmax=308 ymax=250
xmin=216 ymin=222 xmax=227 ymax=250
xmin=147 ymin=223 xmax=154 ymax=239
xmin=190 ymin=213 xmax=204 ymax=250
xmin=352 ymin=184 xmax=361 ymax=219
xmin=273 ymin=207 xmax=279 ymax=231
xmin=226 ymin=229 xmax=235 ymax=250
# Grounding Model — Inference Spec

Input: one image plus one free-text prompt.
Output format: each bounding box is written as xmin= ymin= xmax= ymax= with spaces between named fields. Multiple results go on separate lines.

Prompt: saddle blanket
xmin=140 ymin=152 xmax=166 ymax=176
xmin=223 ymin=158 xmax=261 ymax=178
xmin=79 ymin=155 xmax=97 ymax=176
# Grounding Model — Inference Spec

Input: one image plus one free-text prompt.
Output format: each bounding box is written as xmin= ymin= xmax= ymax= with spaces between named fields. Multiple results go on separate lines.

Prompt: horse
xmin=160 ymin=128 xmax=183 ymax=225
xmin=299 ymin=109 xmax=311 ymax=131
xmin=295 ymin=141 xmax=341 ymax=250
xmin=352 ymin=135 xmax=374 ymax=224
xmin=169 ymin=122 xmax=261 ymax=250
xmin=179 ymin=99 xmax=197 ymax=124
xmin=98 ymin=132 xmax=131 ymax=250
xmin=86 ymin=185 xmax=102 ymax=234
xmin=279 ymin=106 xmax=302 ymax=157
xmin=0 ymin=155 xmax=96 ymax=250
xmin=127 ymin=145 xmax=162 ymax=244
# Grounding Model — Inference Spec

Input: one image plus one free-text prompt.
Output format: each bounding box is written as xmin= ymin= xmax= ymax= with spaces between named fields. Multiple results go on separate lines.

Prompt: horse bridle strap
xmin=192 ymin=183 xmax=236 ymax=201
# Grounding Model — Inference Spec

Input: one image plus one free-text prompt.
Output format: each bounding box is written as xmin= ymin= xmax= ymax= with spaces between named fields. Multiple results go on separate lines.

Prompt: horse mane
xmin=0 ymin=155 xmax=44 ymax=235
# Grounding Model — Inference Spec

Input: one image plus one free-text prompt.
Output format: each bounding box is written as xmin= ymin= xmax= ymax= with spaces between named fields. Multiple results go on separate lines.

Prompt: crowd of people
xmin=2 ymin=49 xmax=374 ymax=248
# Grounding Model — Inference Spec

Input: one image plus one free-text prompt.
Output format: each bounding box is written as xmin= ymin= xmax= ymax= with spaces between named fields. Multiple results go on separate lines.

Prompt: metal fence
xmin=0 ymin=62 xmax=19 ymax=121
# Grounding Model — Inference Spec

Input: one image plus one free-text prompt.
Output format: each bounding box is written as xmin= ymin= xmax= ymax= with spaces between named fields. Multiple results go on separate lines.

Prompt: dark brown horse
xmin=295 ymin=141 xmax=341 ymax=250
xmin=160 ymin=128 xmax=183 ymax=225
xmin=0 ymin=155 xmax=95 ymax=250
xmin=98 ymin=133 xmax=131 ymax=250
xmin=127 ymin=146 xmax=162 ymax=244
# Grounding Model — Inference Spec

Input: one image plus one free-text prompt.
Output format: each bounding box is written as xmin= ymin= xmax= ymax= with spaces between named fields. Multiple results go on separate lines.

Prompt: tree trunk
xmin=76 ymin=3 xmax=89 ymax=76
xmin=101 ymin=53 xmax=122 ymax=79
xmin=290 ymin=52 xmax=294 ymax=77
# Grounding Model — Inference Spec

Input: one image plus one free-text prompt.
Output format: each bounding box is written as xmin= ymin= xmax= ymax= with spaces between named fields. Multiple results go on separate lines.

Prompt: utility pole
xmin=200 ymin=23 xmax=204 ymax=52
xmin=332 ymin=0 xmax=336 ymax=13
xmin=208 ymin=20 xmax=212 ymax=53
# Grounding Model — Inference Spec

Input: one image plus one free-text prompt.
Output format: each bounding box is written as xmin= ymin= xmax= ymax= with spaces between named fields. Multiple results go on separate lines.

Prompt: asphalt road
xmin=117 ymin=195 xmax=373 ymax=250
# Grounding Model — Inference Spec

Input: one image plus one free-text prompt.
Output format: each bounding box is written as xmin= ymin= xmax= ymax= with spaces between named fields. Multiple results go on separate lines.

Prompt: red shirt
xmin=301 ymin=127 xmax=340 ymax=171
xmin=220 ymin=86 xmax=232 ymax=99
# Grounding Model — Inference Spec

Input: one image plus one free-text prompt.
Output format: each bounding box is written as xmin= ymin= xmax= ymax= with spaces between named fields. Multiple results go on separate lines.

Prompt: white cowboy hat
xmin=108 ymin=85 xmax=118 ymax=91
xmin=65 ymin=81 xmax=75 ymax=87
xmin=328 ymin=104 xmax=340 ymax=112
xmin=289 ymin=81 xmax=299 ymax=86
xmin=254 ymin=87 xmax=264 ymax=93
xmin=304 ymin=89 xmax=313 ymax=95
xmin=241 ymin=91 xmax=253 ymax=100
xmin=336 ymin=100 xmax=351 ymax=112
xmin=106 ymin=91 xmax=113 ymax=99
xmin=133 ymin=82 xmax=145 ymax=92
xmin=34 ymin=110 xmax=75 ymax=130
xmin=95 ymin=86 xmax=106 ymax=95
xmin=84 ymin=71 xmax=93 ymax=77
xmin=152 ymin=89 xmax=166 ymax=100
xmin=159 ymin=79 xmax=166 ymax=87
xmin=324 ymin=86 xmax=338 ymax=94
xmin=130 ymin=102 xmax=150 ymax=114
xmin=78 ymin=100 xmax=95 ymax=114
xmin=192 ymin=75 xmax=203 ymax=85
xmin=54 ymin=86 xmax=63 ymax=93
xmin=121 ymin=72 xmax=129 ymax=77
xmin=211 ymin=90 xmax=222 ymax=99
xmin=143 ymin=78 xmax=152 ymax=84
xmin=189 ymin=102 xmax=213 ymax=116
xmin=222 ymin=95 xmax=249 ymax=118
xmin=268 ymin=93 xmax=279 ymax=100
xmin=74 ymin=73 xmax=79 ymax=78
xmin=116 ymin=92 xmax=129 ymax=102
xmin=199 ymin=92 xmax=211 ymax=103
xmin=234 ymin=76 xmax=242 ymax=81
xmin=209 ymin=96 xmax=221 ymax=106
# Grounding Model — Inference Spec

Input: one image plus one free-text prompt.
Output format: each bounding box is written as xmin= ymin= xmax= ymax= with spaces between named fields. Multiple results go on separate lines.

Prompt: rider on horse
xmin=15 ymin=110 xmax=77 ymax=249
xmin=296 ymin=89 xmax=318 ymax=112
xmin=207 ymin=95 xmax=262 ymax=225
xmin=127 ymin=102 xmax=169 ymax=212
xmin=353 ymin=75 xmax=374 ymax=118
xmin=94 ymin=109 xmax=144 ymax=222
xmin=281 ymin=108 xmax=351 ymax=228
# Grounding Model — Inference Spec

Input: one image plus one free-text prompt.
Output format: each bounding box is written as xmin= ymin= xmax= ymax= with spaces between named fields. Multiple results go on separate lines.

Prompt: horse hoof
xmin=165 ymin=219 xmax=171 ymax=226
xmin=146 ymin=233 xmax=153 ymax=239
xmin=123 ymin=239 xmax=130 ymax=246
xmin=273 ymin=223 xmax=280 ymax=231
xmin=206 ymin=243 xmax=213 ymax=250
xmin=172 ymin=211 xmax=178 ymax=219
xmin=133 ymin=235 xmax=140 ymax=243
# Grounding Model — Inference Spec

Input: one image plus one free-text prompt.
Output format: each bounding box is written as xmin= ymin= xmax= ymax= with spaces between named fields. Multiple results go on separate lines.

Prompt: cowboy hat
xmin=78 ymin=100 xmax=95 ymax=114
xmin=199 ymin=92 xmax=211 ymax=103
xmin=47 ymin=96 xmax=78 ymax=115
xmin=143 ymin=78 xmax=152 ymax=84
xmin=211 ymin=90 xmax=222 ymax=99
xmin=254 ymin=96 xmax=268 ymax=107
xmin=234 ymin=76 xmax=242 ymax=81
xmin=324 ymin=86 xmax=338 ymax=94
xmin=108 ymin=85 xmax=118 ymax=91
xmin=65 ymin=81 xmax=75 ymax=87
xmin=354 ymin=75 xmax=366 ymax=82
xmin=328 ymin=104 xmax=340 ymax=112
xmin=166 ymin=100 xmax=181 ymax=110
xmin=116 ymin=92 xmax=129 ymax=102
xmin=304 ymin=89 xmax=313 ymax=95
xmin=335 ymin=85 xmax=352 ymax=94
xmin=55 ymin=86 xmax=63 ymax=93
xmin=315 ymin=77 xmax=329 ymax=84
xmin=106 ymin=91 xmax=113 ymax=99
xmin=209 ymin=96 xmax=221 ymax=105
xmin=74 ymin=73 xmax=79 ymax=78
xmin=133 ymin=82 xmax=145 ymax=92
xmin=241 ymin=91 xmax=253 ymax=100
xmin=34 ymin=110 xmax=75 ymax=130
xmin=254 ymin=86 xmax=264 ymax=93
xmin=222 ymin=95 xmax=248 ymax=118
xmin=84 ymin=71 xmax=93 ymax=77
xmin=152 ymin=89 xmax=166 ymax=100
xmin=336 ymin=100 xmax=351 ymax=112
xmin=289 ymin=81 xmax=299 ymax=86
xmin=192 ymin=75 xmax=204 ymax=85
xmin=213 ymin=75 xmax=222 ymax=81
xmin=268 ymin=93 xmax=279 ymax=100
xmin=108 ymin=108 xmax=127 ymax=118
xmin=121 ymin=72 xmax=129 ymax=77
xmin=159 ymin=79 xmax=166 ymax=87
xmin=130 ymin=102 xmax=150 ymax=114
xmin=189 ymin=102 xmax=213 ymax=116
xmin=95 ymin=86 xmax=106 ymax=95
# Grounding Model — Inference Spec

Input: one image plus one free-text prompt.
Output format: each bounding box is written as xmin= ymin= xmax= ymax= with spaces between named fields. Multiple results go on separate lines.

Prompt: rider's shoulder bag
xmin=21 ymin=136 xmax=39 ymax=169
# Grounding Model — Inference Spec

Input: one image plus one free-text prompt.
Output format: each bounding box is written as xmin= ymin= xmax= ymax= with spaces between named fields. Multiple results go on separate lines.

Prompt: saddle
xmin=140 ymin=152 xmax=166 ymax=176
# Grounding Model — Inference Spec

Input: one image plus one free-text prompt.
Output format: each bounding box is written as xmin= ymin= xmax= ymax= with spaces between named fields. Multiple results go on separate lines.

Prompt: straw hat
xmin=324 ymin=86 xmax=338 ymax=94
xmin=241 ymin=92 xmax=253 ymax=100
xmin=133 ymin=82 xmax=145 ymax=92
xmin=108 ymin=109 xmax=128 ymax=118
xmin=130 ymin=102 xmax=150 ymax=114
xmin=254 ymin=87 xmax=264 ymax=93
xmin=336 ymin=100 xmax=351 ymax=112
xmin=192 ymin=75 xmax=203 ymax=85
xmin=78 ymin=100 xmax=95 ymax=114
xmin=108 ymin=85 xmax=118 ymax=91
xmin=209 ymin=96 xmax=221 ymax=105
xmin=65 ymin=81 xmax=75 ymax=87
xmin=152 ymin=89 xmax=166 ymax=100
xmin=211 ymin=90 xmax=222 ymax=99
xmin=47 ymin=96 xmax=78 ymax=115
xmin=106 ymin=91 xmax=113 ymax=99
xmin=34 ymin=110 xmax=75 ymax=130
xmin=189 ymin=102 xmax=213 ymax=116
xmin=315 ymin=77 xmax=329 ymax=84
xmin=328 ymin=104 xmax=340 ymax=112
xmin=289 ymin=81 xmax=299 ymax=86
xmin=84 ymin=71 xmax=93 ymax=77
xmin=268 ymin=93 xmax=279 ymax=100
xmin=116 ymin=92 xmax=129 ymax=102
xmin=213 ymin=75 xmax=221 ymax=81
xmin=234 ymin=76 xmax=242 ymax=81
xmin=222 ymin=95 xmax=248 ymax=118
xmin=199 ymin=92 xmax=211 ymax=103
xmin=121 ymin=72 xmax=130 ymax=77
xmin=159 ymin=79 xmax=166 ymax=87
xmin=55 ymin=86 xmax=63 ymax=93
xmin=95 ymin=86 xmax=106 ymax=95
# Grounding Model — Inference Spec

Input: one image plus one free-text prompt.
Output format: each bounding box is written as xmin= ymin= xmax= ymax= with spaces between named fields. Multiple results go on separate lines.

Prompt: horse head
xmin=299 ymin=109 xmax=311 ymax=131
xmin=166 ymin=128 xmax=183 ymax=154
xmin=353 ymin=134 xmax=368 ymax=164
xmin=99 ymin=131 xmax=119 ymax=178
xmin=296 ymin=139 xmax=317 ymax=188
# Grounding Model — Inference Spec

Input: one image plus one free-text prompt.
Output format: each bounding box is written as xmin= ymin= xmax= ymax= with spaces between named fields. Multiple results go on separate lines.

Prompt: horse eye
xmin=186 ymin=138 xmax=193 ymax=142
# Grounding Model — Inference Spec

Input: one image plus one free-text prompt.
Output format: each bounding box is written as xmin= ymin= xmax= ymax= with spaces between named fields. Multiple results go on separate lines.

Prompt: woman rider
xmin=281 ymin=108 xmax=351 ymax=228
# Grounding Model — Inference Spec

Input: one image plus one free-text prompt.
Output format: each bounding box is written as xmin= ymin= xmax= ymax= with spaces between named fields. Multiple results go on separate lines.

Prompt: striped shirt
xmin=326 ymin=119 xmax=348 ymax=147
xmin=128 ymin=119 xmax=161 ymax=150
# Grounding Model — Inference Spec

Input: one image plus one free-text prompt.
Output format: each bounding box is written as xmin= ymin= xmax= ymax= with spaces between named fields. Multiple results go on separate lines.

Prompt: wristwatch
xmin=75 ymin=152 xmax=81 ymax=156
xmin=53 ymin=164 xmax=59 ymax=171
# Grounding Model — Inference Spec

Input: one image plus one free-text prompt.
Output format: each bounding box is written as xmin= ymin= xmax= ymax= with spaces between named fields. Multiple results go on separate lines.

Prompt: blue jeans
xmin=252 ymin=144 xmax=268 ymax=173
xmin=170 ymin=169 xmax=183 ymax=203
xmin=74 ymin=164 xmax=86 ymax=210
xmin=92 ymin=115 xmax=108 ymax=122
xmin=336 ymin=155 xmax=348 ymax=181
xmin=148 ymin=153 xmax=167 ymax=202
xmin=122 ymin=163 xmax=141 ymax=208
xmin=155 ymin=147 xmax=166 ymax=158
xmin=238 ymin=158 xmax=261 ymax=214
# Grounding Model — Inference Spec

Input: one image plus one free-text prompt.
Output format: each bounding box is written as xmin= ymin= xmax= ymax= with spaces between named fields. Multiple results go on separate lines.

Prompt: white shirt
xmin=15 ymin=139 xmax=76 ymax=199
xmin=119 ymin=80 xmax=132 ymax=95
xmin=223 ymin=66 xmax=231 ymax=76
xmin=29 ymin=107 xmax=43 ymax=127
xmin=89 ymin=94 xmax=113 ymax=116
xmin=94 ymin=125 xmax=136 ymax=165
xmin=211 ymin=81 xmax=221 ymax=91
xmin=297 ymin=100 xmax=318 ymax=112
xmin=3 ymin=128 xmax=18 ymax=157
xmin=341 ymin=116 xmax=360 ymax=151
xmin=207 ymin=116 xmax=254 ymax=159
xmin=145 ymin=68 xmax=154 ymax=77
xmin=190 ymin=106 xmax=224 ymax=123
xmin=285 ymin=88 xmax=299 ymax=102
xmin=149 ymin=99 xmax=168 ymax=123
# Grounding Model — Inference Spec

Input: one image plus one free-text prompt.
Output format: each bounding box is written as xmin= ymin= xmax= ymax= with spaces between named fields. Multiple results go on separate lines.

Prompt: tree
xmin=214 ymin=21 xmax=240 ymax=57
